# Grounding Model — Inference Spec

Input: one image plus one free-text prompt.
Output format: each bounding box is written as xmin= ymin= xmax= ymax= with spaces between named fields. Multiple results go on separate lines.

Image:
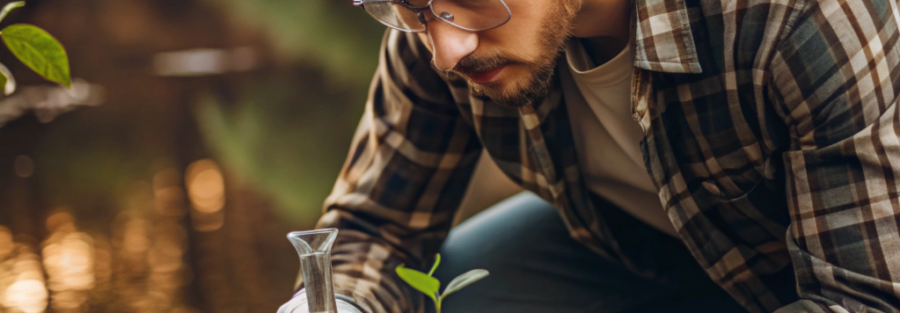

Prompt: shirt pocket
xmin=692 ymin=175 xmax=791 ymax=269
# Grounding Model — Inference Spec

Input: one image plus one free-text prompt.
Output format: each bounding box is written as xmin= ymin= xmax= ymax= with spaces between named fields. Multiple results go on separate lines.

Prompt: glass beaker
xmin=288 ymin=229 xmax=344 ymax=313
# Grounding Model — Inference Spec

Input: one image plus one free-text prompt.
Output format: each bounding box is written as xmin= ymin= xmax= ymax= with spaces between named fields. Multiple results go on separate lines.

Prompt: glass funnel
xmin=288 ymin=229 xmax=341 ymax=313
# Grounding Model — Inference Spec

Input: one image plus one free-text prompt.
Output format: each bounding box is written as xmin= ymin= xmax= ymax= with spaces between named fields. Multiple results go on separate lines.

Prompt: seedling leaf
xmin=0 ymin=70 xmax=7 ymax=95
xmin=0 ymin=2 xmax=24 ymax=25
xmin=428 ymin=254 xmax=441 ymax=276
xmin=395 ymin=265 xmax=440 ymax=301
xmin=440 ymin=269 xmax=489 ymax=300
xmin=0 ymin=62 xmax=16 ymax=95
xmin=1 ymin=24 xmax=70 ymax=87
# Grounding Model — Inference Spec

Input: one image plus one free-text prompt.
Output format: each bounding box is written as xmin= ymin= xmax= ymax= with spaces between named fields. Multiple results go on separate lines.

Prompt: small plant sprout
xmin=395 ymin=254 xmax=489 ymax=313
xmin=0 ymin=1 xmax=71 ymax=95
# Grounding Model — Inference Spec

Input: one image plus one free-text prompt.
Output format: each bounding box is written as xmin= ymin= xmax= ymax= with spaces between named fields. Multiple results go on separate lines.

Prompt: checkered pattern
xmin=316 ymin=0 xmax=900 ymax=312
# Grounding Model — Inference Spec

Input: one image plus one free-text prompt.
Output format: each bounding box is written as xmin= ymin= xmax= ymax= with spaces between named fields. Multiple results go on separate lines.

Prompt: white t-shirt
xmin=561 ymin=38 xmax=677 ymax=237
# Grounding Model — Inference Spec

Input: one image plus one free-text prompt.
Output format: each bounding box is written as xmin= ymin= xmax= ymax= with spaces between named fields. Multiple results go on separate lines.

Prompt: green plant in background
xmin=0 ymin=1 xmax=70 ymax=93
xmin=206 ymin=0 xmax=382 ymax=85
xmin=395 ymin=254 xmax=489 ymax=313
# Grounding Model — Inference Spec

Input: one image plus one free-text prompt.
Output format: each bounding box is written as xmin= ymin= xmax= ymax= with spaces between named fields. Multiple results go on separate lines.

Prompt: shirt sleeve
xmin=314 ymin=29 xmax=483 ymax=313
xmin=769 ymin=0 xmax=900 ymax=312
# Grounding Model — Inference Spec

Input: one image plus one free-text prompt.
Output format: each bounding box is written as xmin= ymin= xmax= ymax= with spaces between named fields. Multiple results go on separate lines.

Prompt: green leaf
xmin=0 ymin=2 xmax=24 ymax=25
xmin=0 ymin=70 xmax=7 ymax=95
xmin=0 ymin=62 xmax=16 ymax=95
xmin=1 ymin=24 xmax=70 ymax=88
xmin=440 ymin=269 xmax=489 ymax=300
xmin=395 ymin=265 xmax=441 ymax=301
xmin=428 ymin=253 xmax=441 ymax=276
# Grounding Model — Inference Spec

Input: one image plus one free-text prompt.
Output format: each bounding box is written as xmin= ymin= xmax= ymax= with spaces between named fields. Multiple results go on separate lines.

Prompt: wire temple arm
xmin=352 ymin=0 xmax=429 ymax=10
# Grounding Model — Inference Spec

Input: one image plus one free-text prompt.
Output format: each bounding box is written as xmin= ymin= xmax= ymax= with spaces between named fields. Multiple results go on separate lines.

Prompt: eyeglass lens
xmin=430 ymin=0 xmax=510 ymax=31
xmin=363 ymin=1 xmax=428 ymax=32
xmin=362 ymin=0 xmax=510 ymax=32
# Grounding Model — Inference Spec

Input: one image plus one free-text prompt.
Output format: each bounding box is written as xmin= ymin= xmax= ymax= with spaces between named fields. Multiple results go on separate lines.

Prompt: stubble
xmin=462 ymin=0 xmax=579 ymax=108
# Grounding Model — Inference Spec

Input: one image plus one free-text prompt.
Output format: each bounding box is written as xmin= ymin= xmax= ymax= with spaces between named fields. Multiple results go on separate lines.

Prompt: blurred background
xmin=0 ymin=0 xmax=521 ymax=312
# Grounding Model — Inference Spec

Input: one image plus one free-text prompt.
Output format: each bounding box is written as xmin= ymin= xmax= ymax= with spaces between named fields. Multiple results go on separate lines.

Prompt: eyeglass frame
xmin=352 ymin=0 xmax=512 ymax=33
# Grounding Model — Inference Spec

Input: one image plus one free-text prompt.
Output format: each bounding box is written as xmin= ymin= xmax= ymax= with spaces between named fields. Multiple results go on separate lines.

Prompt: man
xmin=280 ymin=0 xmax=900 ymax=312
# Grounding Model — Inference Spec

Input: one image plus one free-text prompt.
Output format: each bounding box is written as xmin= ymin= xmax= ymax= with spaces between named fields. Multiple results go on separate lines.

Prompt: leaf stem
xmin=0 ymin=1 xmax=24 ymax=25
xmin=428 ymin=254 xmax=442 ymax=276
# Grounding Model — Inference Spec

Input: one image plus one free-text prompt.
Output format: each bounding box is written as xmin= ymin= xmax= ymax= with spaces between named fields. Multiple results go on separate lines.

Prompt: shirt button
xmin=702 ymin=181 xmax=723 ymax=197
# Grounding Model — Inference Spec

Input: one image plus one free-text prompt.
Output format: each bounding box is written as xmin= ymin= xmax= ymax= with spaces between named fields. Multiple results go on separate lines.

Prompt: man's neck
xmin=580 ymin=36 xmax=629 ymax=66
xmin=573 ymin=0 xmax=633 ymax=66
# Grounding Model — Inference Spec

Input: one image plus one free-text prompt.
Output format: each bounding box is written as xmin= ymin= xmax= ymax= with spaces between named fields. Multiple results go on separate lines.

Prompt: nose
xmin=426 ymin=21 xmax=478 ymax=71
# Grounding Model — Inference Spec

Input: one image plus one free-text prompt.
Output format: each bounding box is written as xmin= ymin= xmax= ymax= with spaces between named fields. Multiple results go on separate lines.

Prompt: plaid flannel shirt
xmin=316 ymin=0 xmax=900 ymax=312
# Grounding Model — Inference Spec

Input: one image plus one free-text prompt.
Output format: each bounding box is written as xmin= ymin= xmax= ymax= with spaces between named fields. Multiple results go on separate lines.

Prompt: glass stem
xmin=301 ymin=252 xmax=337 ymax=313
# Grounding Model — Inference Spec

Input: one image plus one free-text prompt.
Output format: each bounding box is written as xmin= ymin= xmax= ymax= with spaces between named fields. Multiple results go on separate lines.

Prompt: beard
xmin=451 ymin=0 xmax=578 ymax=108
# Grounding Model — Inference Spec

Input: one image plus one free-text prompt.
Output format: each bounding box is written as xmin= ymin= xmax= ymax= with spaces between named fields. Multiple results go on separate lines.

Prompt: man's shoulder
xmin=689 ymin=0 xmax=811 ymax=33
xmin=676 ymin=0 xmax=814 ymax=71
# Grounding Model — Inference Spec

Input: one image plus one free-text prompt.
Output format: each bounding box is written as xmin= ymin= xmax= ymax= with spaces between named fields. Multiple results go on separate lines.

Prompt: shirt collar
xmin=632 ymin=0 xmax=703 ymax=74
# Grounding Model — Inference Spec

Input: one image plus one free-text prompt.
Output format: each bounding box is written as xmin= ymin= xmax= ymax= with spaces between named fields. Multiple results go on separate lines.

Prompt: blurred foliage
xmin=194 ymin=70 xmax=365 ymax=224
xmin=194 ymin=0 xmax=387 ymax=224
xmin=206 ymin=0 xmax=386 ymax=85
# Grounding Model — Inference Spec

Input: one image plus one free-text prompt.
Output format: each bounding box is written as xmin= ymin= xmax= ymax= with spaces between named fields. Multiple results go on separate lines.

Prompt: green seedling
xmin=0 ymin=1 xmax=71 ymax=94
xmin=395 ymin=254 xmax=489 ymax=313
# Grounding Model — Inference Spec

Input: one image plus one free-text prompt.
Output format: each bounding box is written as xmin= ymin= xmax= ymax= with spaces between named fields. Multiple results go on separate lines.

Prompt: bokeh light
xmin=186 ymin=160 xmax=226 ymax=214
xmin=5 ymin=279 xmax=48 ymax=313
xmin=185 ymin=159 xmax=226 ymax=232
xmin=3 ymin=246 xmax=49 ymax=313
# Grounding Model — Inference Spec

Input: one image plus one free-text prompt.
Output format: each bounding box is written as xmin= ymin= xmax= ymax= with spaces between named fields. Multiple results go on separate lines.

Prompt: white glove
xmin=277 ymin=290 xmax=365 ymax=313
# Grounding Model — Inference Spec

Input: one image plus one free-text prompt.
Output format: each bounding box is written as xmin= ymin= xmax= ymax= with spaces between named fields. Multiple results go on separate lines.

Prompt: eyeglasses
xmin=353 ymin=0 xmax=511 ymax=33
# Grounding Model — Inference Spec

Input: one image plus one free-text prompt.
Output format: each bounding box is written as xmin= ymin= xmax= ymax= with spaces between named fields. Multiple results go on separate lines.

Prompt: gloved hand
xmin=277 ymin=290 xmax=366 ymax=313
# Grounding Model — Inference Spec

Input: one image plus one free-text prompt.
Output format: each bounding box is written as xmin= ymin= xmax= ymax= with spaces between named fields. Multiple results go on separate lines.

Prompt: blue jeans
xmin=428 ymin=192 xmax=752 ymax=313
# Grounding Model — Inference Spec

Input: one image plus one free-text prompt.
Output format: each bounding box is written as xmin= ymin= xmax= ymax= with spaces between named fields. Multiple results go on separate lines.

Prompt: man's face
xmin=418 ymin=0 xmax=578 ymax=107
